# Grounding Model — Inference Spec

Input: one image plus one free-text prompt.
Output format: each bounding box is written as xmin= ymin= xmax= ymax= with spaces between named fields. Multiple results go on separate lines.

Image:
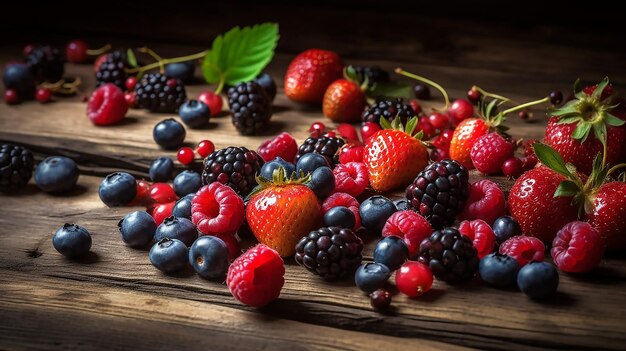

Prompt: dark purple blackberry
xmin=95 ymin=50 xmax=128 ymax=90
xmin=405 ymin=159 xmax=469 ymax=229
xmin=135 ymin=73 xmax=186 ymax=113
xmin=354 ymin=65 xmax=389 ymax=84
xmin=418 ymin=228 xmax=479 ymax=284
xmin=0 ymin=144 xmax=34 ymax=192
xmin=362 ymin=98 xmax=415 ymax=126
xmin=202 ymin=146 xmax=264 ymax=197
xmin=24 ymin=45 xmax=64 ymax=83
xmin=296 ymin=135 xmax=345 ymax=166
xmin=295 ymin=227 xmax=363 ymax=280
xmin=227 ymin=81 xmax=272 ymax=135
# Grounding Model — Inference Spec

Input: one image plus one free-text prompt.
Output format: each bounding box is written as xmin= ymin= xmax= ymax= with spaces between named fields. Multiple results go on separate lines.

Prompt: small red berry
xmin=150 ymin=183 xmax=178 ymax=204
xmin=470 ymin=133 xmax=514 ymax=174
xmin=417 ymin=117 xmax=436 ymax=138
xmin=196 ymin=140 xmax=215 ymax=158
xmin=409 ymin=99 xmax=422 ymax=114
xmin=4 ymin=89 xmax=19 ymax=105
xmin=499 ymin=236 xmax=545 ymax=267
xmin=518 ymin=110 xmax=530 ymax=121
xmin=360 ymin=122 xmax=381 ymax=141
xmin=309 ymin=121 xmax=326 ymax=137
xmin=129 ymin=179 xmax=153 ymax=206
xmin=467 ymin=88 xmax=481 ymax=104
xmin=332 ymin=162 xmax=369 ymax=197
xmin=382 ymin=210 xmax=432 ymax=259
xmin=93 ymin=54 xmax=108 ymax=73
xmin=396 ymin=261 xmax=433 ymax=298
xmin=192 ymin=183 xmax=245 ymax=236
xmin=338 ymin=144 xmax=364 ymax=164
xmin=86 ymin=83 xmax=128 ymax=126
xmin=413 ymin=84 xmax=430 ymax=100
xmin=336 ymin=123 xmax=359 ymax=143
xmin=448 ymin=99 xmax=474 ymax=126
xmin=430 ymin=148 xmax=450 ymax=162
xmin=212 ymin=232 xmax=240 ymax=261
xmin=502 ymin=157 xmax=524 ymax=178
xmin=150 ymin=201 xmax=176 ymax=225
xmin=124 ymin=92 xmax=136 ymax=108
xmin=35 ymin=88 xmax=52 ymax=103
xmin=428 ymin=112 xmax=449 ymax=130
xmin=369 ymin=289 xmax=392 ymax=309
xmin=197 ymin=91 xmax=223 ymax=117
xmin=458 ymin=219 xmax=496 ymax=259
xmin=177 ymin=147 xmax=195 ymax=165
xmin=227 ymin=244 xmax=285 ymax=307
xmin=23 ymin=44 xmax=35 ymax=57
xmin=322 ymin=192 xmax=361 ymax=230
xmin=459 ymin=179 xmax=506 ymax=225
xmin=548 ymin=90 xmax=563 ymax=105
xmin=522 ymin=155 xmax=538 ymax=171
xmin=551 ymin=221 xmax=605 ymax=273
xmin=66 ymin=40 xmax=89 ymax=63
xmin=256 ymin=132 xmax=298 ymax=163
xmin=125 ymin=76 xmax=138 ymax=91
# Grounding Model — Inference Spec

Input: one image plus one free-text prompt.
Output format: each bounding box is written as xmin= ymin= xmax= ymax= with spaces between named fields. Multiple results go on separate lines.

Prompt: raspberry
xmin=332 ymin=162 xmax=368 ymax=197
xmin=191 ymin=183 xmax=245 ymax=236
xmin=551 ymin=221 xmax=605 ymax=273
xmin=459 ymin=179 xmax=506 ymax=225
xmin=257 ymin=132 xmax=298 ymax=163
xmin=322 ymin=192 xmax=361 ymax=230
xmin=458 ymin=219 xmax=496 ymax=259
xmin=499 ymin=236 xmax=545 ymax=267
xmin=382 ymin=210 xmax=432 ymax=259
xmin=396 ymin=261 xmax=433 ymax=298
xmin=470 ymin=133 xmax=514 ymax=174
xmin=227 ymin=244 xmax=285 ymax=307
xmin=87 ymin=84 xmax=128 ymax=126
xmin=338 ymin=144 xmax=364 ymax=164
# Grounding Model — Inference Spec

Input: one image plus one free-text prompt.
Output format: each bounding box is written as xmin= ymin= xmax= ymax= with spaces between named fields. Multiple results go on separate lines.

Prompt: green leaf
xmin=379 ymin=116 xmax=392 ymax=130
xmin=555 ymin=116 xmax=581 ymax=125
xmin=573 ymin=78 xmax=585 ymax=99
xmin=592 ymin=122 xmax=607 ymax=144
xmin=126 ymin=49 xmax=138 ymax=68
xmin=369 ymin=81 xmax=412 ymax=99
xmin=532 ymin=143 xmax=573 ymax=178
xmin=202 ymin=23 xmax=279 ymax=86
xmin=572 ymin=122 xmax=592 ymax=142
xmin=485 ymin=99 xmax=499 ymax=118
xmin=552 ymin=100 xmax=579 ymax=117
xmin=605 ymin=113 xmax=626 ymax=127
xmin=405 ymin=116 xmax=418 ymax=136
xmin=414 ymin=129 xmax=424 ymax=140
xmin=554 ymin=180 xmax=581 ymax=198
xmin=591 ymin=77 xmax=610 ymax=100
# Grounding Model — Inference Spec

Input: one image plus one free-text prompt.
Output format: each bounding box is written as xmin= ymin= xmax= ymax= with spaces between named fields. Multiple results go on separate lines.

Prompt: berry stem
xmin=607 ymin=163 xmax=626 ymax=177
xmin=86 ymin=44 xmax=111 ymax=56
xmin=126 ymin=50 xmax=208 ymax=74
xmin=472 ymin=85 xmax=515 ymax=104
xmin=38 ymin=77 xmax=82 ymax=95
xmin=139 ymin=47 xmax=165 ymax=73
xmin=395 ymin=68 xmax=450 ymax=108
xmin=501 ymin=96 xmax=550 ymax=115
xmin=215 ymin=75 xmax=225 ymax=95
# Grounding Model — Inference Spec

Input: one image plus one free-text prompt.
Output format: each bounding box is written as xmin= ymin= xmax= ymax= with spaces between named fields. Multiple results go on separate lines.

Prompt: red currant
xmin=66 ymin=40 xmax=89 ymax=64
xmin=413 ymin=84 xmax=430 ymax=100
xmin=150 ymin=201 xmax=176 ymax=225
xmin=149 ymin=183 xmax=178 ymax=204
xmin=124 ymin=92 xmax=136 ymax=108
xmin=448 ymin=99 xmax=474 ymax=126
xmin=177 ymin=147 xmax=195 ymax=165
xmin=129 ymin=179 xmax=153 ymax=206
xmin=502 ymin=157 xmax=523 ymax=178
xmin=336 ymin=123 xmax=359 ymax=143
xmin=125 ymin=76 xmax=138 ymax=91
xmin=339 ymin=144 xmax=364 ymax=164
xmin=440 ymin=129 xmax=454 ymax=143
xmin=518 ymin=110 xmax=530 ymax=121
xmin=369 ymin=289 xmax=392 ymax=309
xmin=396 ymin=261 xmax=433 ymax=298
xmin=409 ymin=99 xmax=422 ymax=114
xmin=549 ymin=90 xmax=563 ymax=105
xmin=196 ymin=140 xmax=215 ymax=158
xmin=4 ymin=89 xmax=19 ymax=105
xmin=417 ymin=117 xmax=435 ymax=138
xmin=430 ymin=148 xmax=449 ymax=162
xmin=35 ymin=88 xmax=52 ymax=103
xmin=428 ymin=112 xmax=449 ymax=130
xmin=360 ymin=122 xmax=381 ymax=141
xmin=522 ymin=155 xmax=538 ymax=171
xmin=309 ymin=121 xmax=326 ymax=137
xmin=467 ymin=87 xmax=481 ymax=103
xmin=198 ymin=91 xmax=223 ymax=116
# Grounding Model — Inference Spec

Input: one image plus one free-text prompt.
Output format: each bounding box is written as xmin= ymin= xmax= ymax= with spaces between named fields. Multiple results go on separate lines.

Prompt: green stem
xmin=139 ymin=47 xmax=165 ymax=73
xmin=126 ymin=50 xmax=208 ymax=74
xmin=214 ymin=76 xmax=225 ymax=95
xmin=502 ymin=96 xmax=550 ymax=115
xmin=395 ymin=68 xmax=450 ymax=108
xmin=473 ymin=85 xmax=515 ymax=104
xmin=607 ymin=163 xmax=626 ymax=177
xmin=601 ymin=135 xmax=608 ymax=169
xmin=86 ymin=44 xmax=111 ymax=56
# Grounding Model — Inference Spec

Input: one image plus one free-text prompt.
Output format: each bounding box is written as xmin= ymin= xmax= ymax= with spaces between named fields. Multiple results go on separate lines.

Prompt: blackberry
xmin=295 ymin=227 xmax=363 ymax=280
xmin=202 ymin=146 xmax=264 ymax=197
xmin=354 ymin=66 xmax=389 ymax=84
xmin=296 ymin=135 xmax=345 ymax=166
xmin=362 ymin=98 xmax=415 ymax=126
xmin=405 ymin=159 xmax=469 ymax=229
xmin=227 ymin=81 xmax=272 ymax=135
xmin=24 ymin=45 xmax=64 ymax=83
xmin=0 ymin=144 xmax=34 ymax=191
xmin=95 ymin=50 xmax=128 ymax=90
xmin=418 ymin=228 xmax=479 ymax=284
xmin=135 ymin=73 xmax=186 ymax=113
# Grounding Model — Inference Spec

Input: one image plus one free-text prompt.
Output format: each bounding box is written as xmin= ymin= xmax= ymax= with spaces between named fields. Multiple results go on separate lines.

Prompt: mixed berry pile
xmin=2 ymin=27 xmax=626 ymax=311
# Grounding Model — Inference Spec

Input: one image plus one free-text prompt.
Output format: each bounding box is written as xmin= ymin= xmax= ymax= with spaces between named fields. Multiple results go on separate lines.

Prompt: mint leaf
xmin=369 ymin=81 xmax=412 ymax=99
xmin=202 ymin=23 xmax=279 ymax=87
xmin=532 ymin=143 xmax=573 ymax=178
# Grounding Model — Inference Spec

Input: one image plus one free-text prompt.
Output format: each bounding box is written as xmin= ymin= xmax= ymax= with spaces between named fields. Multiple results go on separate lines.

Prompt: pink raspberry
xmin=470 ymin=132 xmax=514 ymax=174
xmin=459 ymin=179 xmax=506 ymax=225
xmin=551 ymin=221 xmax=605 ymax=273
xmin=458 ymin=219 xmax=496 ymax=259
xmin=191 ymin=183 xmax=245 ymax=236
xmin=382 ymin=210 xmax=432 ymax=258
xmin=332 ymin=162 xmax=368 ymax=197
xmin=227 ymin=244 xmax=285 ymax=307
xmin=499 ymin=236 xmax=545 ymax=267
xmin=87 ymin=83 xmax=128 ymax=126
xmin=322 ymin=192 xmax=361 ymax=230
xmin=256 ymin=132 xmax=298 ymax=163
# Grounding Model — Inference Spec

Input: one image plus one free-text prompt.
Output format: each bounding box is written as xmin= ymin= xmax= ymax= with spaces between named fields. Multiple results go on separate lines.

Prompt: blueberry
xmin=52 ymin=223 xmax=92 ymax=258
xmin=189 ymin=236 xmax=230 ymax=279
xmin=296 ymin=153 xmax=331 ymax=175
xmin=479 ymin=253 xmax=519 ymax=288
xmin=2 ymin=63 xmax=36 ymax=98
xmin=153 ymin=118 xmax=186 ymax=150
xmin=517 ymin=261 xmax=559 ymax=300
xmin=493 ymin=216 xmax=522 ymax=245
xmin=149 ymin=157 xmax=174 ymax=182
xmin=173 ymin=170 xmax=202 ymax=197
xmin=149 ymin=238 xmax=189 ymax=273
xmin=254 ymin=72 xmax=276 ymax=101
xmin=323 ymin=206 xmax=355 ymax=229
xmin=393 ymin=199 xmax=410 ymax=211
xmin=165 ymin=62 xmax=195 ymax=83
xmin=172 ymin=193 xmax=195 ymax=219
xmin=118 ymin=211 xmax=156 ymax=248
xmin=359 ymin=195 xmax=397 ymax=234
xmin=373 ymin=236 xmax=408 ymax=271
xmin=34 ymin=156 xmax=79 ymax=193
xmin=260 ymin=157 xmax=296 ymax=180
xmin=307 ymin=166 xmax=335 ymax=198
xmin=154 ymin=216 xmax=198 ymax=247
xmin=355 ymin=262 xmax=391 ymax=293
xmin=98 ymin=172 xmax=137 ymax=207
xmin=179 ymin=100 xmax=210 ymax=129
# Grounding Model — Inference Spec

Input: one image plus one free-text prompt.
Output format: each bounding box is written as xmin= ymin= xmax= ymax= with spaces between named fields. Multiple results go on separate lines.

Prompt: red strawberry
xmin=587 ymin=181 xmax=626 ymax=251
xmin=363 ymin=116 xmax=428 ymax=192
xmin=449 ymin=118 xmax=489 ymax=170
xmin=322 ymin=79 xmax=366 ymax=123
xmin=544 ymin=78 xmax=625 ymax=174
xmin=246 ymin=169 xmax=322 ymax=256
xmin=284 ymin=49 xmax=343 ymax=104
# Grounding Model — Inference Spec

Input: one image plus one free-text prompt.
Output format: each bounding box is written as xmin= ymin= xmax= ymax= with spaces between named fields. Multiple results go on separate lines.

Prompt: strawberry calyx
xmin=379 ymin=115 xmax=424 ymax=140
xmin=551 ymin=77 xmax=624 ymax=145
xmin=344 ymin=65 xmax=371 ymax=92
xmin=247 ymin=167 xmax=312 ymax=200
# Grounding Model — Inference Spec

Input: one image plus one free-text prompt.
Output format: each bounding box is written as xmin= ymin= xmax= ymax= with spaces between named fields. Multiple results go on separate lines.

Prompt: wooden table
xmin=1 ymin=13 xmax=626 ymax=350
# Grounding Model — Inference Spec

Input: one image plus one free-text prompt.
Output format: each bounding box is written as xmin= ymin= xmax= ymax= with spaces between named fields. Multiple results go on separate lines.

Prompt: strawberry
xmin=544 ymin=78 xmax=625 ymax=174
xmin=246 ymin=168 xmax=323 ymax=257
xmin=450 ymin=118 xmax=492 ymax=170
xmin=587 ymin=181 xmax=626 ymax=251
xmin=284 ymin=49 xmax=343 ymax=104
xmin=323 ymin=66 xmax=369 ymax=122
xmin=363 ymin=116 xmax=428 ymax=192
